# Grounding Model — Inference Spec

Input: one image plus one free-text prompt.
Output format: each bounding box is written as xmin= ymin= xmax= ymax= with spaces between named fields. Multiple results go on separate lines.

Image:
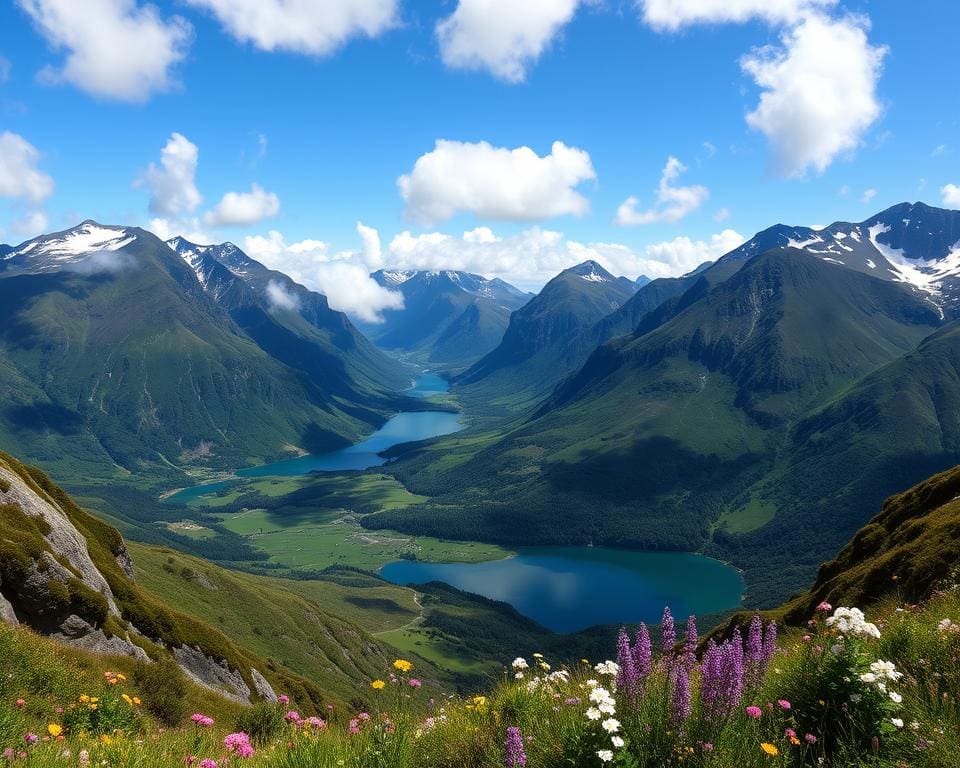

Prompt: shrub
xmin=234 ymin=702 xmax=285 ymax=745
xmin=132 ymin=656 xmax=189 ymax=726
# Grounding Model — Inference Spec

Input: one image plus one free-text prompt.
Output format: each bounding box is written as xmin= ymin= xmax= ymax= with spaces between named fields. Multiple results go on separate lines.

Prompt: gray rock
xmin=250 ymin=668 xmax=277 ymax=702
xmin=173 ymin=645 xmax=251 ymax=704
xmin=0 ymin=589 xmax=18 ymax=625
xmin=115 ymin=541 xmax=136 ymax=581
xmin=51 ymin=614 xmax=149 ymax=660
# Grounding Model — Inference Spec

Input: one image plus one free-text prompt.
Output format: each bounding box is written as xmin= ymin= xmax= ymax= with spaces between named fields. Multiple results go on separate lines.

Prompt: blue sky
xmin=1 ymin=0 xmax=959 ymax=315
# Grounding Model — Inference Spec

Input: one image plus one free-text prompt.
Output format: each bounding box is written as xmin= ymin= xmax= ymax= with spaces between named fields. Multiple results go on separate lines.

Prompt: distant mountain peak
xmin=567 ymin=260 xmax=614 ymax=283
xmin=4 ymin=221 xmax=138 ymax=269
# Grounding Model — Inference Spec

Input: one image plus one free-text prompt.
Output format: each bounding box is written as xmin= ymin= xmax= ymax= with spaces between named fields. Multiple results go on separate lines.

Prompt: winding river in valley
xmin=168 ymin=373 xmax=744 ymax=632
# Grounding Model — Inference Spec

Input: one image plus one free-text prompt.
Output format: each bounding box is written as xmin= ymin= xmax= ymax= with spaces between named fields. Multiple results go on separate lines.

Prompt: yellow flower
xmin=132 ymin=697 xmax=141 ymax=706
xmin=393 ymin=659 xmax=413 ymax=673
xmin=116 ymin=673 xmax=126 ymax=682
xmin=371 ymin=680 xmax=386 ymax=690
xmin=47 ymin=724 xmax=62 ymax=738
xmin=90 ymin=697 xmax=100 ymax=704
xmin=100 ymin=734 xmax=112 ymax=745
xmin=122 ymin=694 xmax=133 ymax=705
xmin=79 ymin=695 xmax=90 ymax=704
xmin=471 ymin=696 xmax=487 ymax=708
xmin=760 ymin=743 xmax=779 ymax=756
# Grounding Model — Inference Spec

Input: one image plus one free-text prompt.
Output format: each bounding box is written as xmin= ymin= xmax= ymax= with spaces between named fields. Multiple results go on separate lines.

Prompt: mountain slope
xmin=362 ymin=270 xmax=531 ymax=371
xmin=368 ymin=250 xmax=942 ymax=602
xmin=0 ymin=449 xmax=374 ymax=708
xmin=167 ymin=237 xmax=407 ymax=396
xmin=0 ymin=222 xmax=403 ymax=487
xmin=455 ymin=261 xmax=636 ymax=414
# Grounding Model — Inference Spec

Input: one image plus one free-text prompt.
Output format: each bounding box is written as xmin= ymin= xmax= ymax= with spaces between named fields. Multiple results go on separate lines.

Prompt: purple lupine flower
xmin=633 ymin=623 xmax=652 ymax=680
xmin=729 ymin=627 xmax=745 ymax=706
xmin=669 ymin=659 xmax=692 ymax=730
xmin=616 ymin=627 xmax=638 ymax=695
xmin=746 ymin=614 xmax=763 ymax=662
xmin=699 ymin=639 xmax=722 ymax=719
xmin=505 ymin=726 xmax=527 ymax=767
xmin=661 ymin=606 xmax=676 ymax=655
xmin=761 ymin=621 xmax=777 ymax=670
xmin=683 ymin=614 xmax=698 ymax=668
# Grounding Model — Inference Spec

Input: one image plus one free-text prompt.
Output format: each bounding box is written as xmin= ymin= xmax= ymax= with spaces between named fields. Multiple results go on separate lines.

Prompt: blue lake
xmin=166 ymin=373 xmax=461 ymax=503
xmin=379 ymin=546 xmax=744 ymax=633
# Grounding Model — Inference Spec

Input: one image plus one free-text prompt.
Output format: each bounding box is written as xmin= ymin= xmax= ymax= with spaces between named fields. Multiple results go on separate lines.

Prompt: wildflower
xmin=564 ymin=697 xmax=581 ymax=706
xmin=616 ymin=628 xmax=638 ymax=694
xmin=371 ymin=680 xmax=386 ymax=690
xmin=393 ymin=659 xmax=413 ymax=673
xmin=586 ymin=707 xmax=602 ymax=721
xmin=661 ymin=606 xmax=676 ymax=654
xmin=304 ymin=717 xmax=326 ymax=730
xmin=224 ymin=733 xmax=254 ymax=759
xmin=78 ymin=749 xmax=90 ymax=767
xmin=47 ymin=724 xmax=62 ymax=738
xmin=746 ymin=706 xmax=762 ymax=718
xmin=284 ymin=711 xmax=301 ymax=723
xmin=805 ymin=734 xmax=817 ymax=744
xmin=892 ymin=718 xmax=904 ymax=728
xmin=594 ymin=661 xmax=619 ymax=677
xmin=408 ymin=678 xmax=422 ymax=688
xmin=633 ymin=623 xmax=652 ymax=680
xmin=278 ymin=695 xmax=290 ymax=705
xmin=597 ymin=749 xmax=614 ymax=762
xmin=760 ymin=743 xmax=779 ymax=756
xmin=504 ymin=726 xmax=527 ymax=768
xmin=14 ymin=699 xmax=25 ymax=708
xmin=122 ymin=694 xmax=133 ymax=705
xmin=511 ymin=658 xmax=529 ymax=671
xmin=669 ymin=662 xmax=692 ymax=728
xmin=611 ymin=736 xmax=624 ymax=748
xmin=132 ymin=697 xmax=141 ymax=706
xmin=777 ymin=699 xmax=791 ymax=710
xmin=889 ymin=691 xmax=902 ymax=704
xmin=472 ymin=696 xmax=487 ymax=708
xmin=601 ymin=718 xmax=621 ymax=733
xmin=199 ymin=760 xmax=217 ymax=768
xmin=869 ymin=660 xmax=903 ymax=681
xmin=816 ymin=601 xmax=832 ymax=613
xmin=826 ymin=607 xmax=880 ymax=638
xmin=24 ymin=734 xmax=38 ymax=745
xmin=190 ymin=714 xmax=214 ymax=728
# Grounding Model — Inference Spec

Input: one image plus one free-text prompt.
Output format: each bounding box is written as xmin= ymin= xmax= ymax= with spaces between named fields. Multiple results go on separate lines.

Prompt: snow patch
xmin=10 ymin=223 xmax=136 ymax=262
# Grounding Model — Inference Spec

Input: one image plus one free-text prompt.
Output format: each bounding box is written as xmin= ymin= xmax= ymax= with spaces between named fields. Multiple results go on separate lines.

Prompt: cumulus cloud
xmin=437 ymin=0 xmax=579 ymax=82
xmin=639 ymin=0 xmax=836 ymax=31
xmin=140 ymin=133 xmax=202 ymax=218
xmin=615 ymin=156 xmax=708 ymax=226
xmin=741 ymin=13 xmax=887 ymax=177
xmin=265 ymin=280 xmax=301 ymax=312
xmin=386 ymin=224 xmax=744 ymax=288
xmin=356 ymin=221 xmax=384 ymax=270
xmin=399 ymin=140 xmax=595 ymax=226
xmin=861 ymin=188 xmax=876 ymax=204
xmin=65 ymin=249 xmax=136 ymax=275
xmin=184 ymin=0 xmax=397 ymax=56
xmin=204 ymin=184 xmax=280 ymax=227
xmin=242 ymin=229 xmax=403 ymax=323
xmin=17 ymin=0 xmax=191 ymax=102
xmin=11 ymin=210 xmax=50 ymax=238
xmin=0 ymin=56 xmax=11 ymax=83
xmin=942 ymin=184 xmax=960 ymax=210
xmin=0 ymin=131 xmax=54 ymax=204
xmin=147 ymin=217 xmax=212 ymax=245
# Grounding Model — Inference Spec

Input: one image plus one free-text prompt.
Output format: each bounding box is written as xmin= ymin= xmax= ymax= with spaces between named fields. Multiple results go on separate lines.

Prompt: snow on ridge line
xmin=10 ymin=223 xmax=137 ymax=260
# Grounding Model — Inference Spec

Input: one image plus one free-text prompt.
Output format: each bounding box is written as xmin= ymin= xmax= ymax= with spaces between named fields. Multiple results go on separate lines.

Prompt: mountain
xmin=0 ymin=222 xmax=404 ymax=489
xmin=167 ymin=237 xmax=406 ymax=396
xmin=367 ymin=247 xmax=943 ymax=605
xmin=454 ymin=261 xmax=637 ymax=414
xmin=0 ymin=449 xmax=390 ymax=708
xmin=362 ymin=269 xmax=531 ymax=371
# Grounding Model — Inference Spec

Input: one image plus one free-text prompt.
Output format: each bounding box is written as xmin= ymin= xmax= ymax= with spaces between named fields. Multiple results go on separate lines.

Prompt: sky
xmin=1 ymin=0 xmax=959 ymax=320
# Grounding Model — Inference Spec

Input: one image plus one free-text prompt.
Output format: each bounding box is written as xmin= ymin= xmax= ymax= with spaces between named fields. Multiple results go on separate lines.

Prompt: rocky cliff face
xmin=0 ymin=453 xmax=277 ymax=705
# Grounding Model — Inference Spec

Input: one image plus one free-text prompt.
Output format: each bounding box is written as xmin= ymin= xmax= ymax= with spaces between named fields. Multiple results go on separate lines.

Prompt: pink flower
xmin=190 ymin=714 xmax=214 ymax=728
xmin=184 ymin=756 xmax=196 ymax=766
xmin=284 ymin=711 xmax=301 ymax=723
xmin=802 ymin=634 xmax=812 ymax=642
xmin=224 ymin=732 xmax=254 ymax=758
xmin=778 ymin=699 xmax=792 ymax=710
xmin=14 ymin=699 xmax=25 ymax=709
xmin=745 ymin=706 xmax=762 ymax=719
xmin=23 ymin=734 xmax=38 ymax=745
xmin=304 ymin=717 xmax=326 ymax=730
xmin=278 ymin=695 xmax=289 ymax=705
xmin=805 ymin=733 xmax=818 ymax=744
xmin=816 ymin=602 xmax=832 ymax=613
xmin=199 ymin=760 xmax=217 ymax=768
xmin=408 ymin=678 xmax=422 ymax=688
xmin=785 ymin=728 xmax=797 ymax=739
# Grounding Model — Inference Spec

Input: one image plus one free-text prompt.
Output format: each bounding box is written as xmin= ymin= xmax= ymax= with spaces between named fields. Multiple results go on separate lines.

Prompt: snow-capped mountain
xmin=720 ymin=202 xmax=960 ymax=315
xmin=0 ymin=221 xmax=138 ymax=275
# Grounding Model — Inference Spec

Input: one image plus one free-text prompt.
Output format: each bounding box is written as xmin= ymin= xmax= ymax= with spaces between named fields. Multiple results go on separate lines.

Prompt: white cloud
xmin=942 ymin=184 xmax=960 ymax=210
xmin=11 ymin=210 xmax=50 ymax=238
xmin=204 ymin=184 xmax=280 ymax=227
xmin=714 ymin=207 xmax=730 ymax=222
xmin=932 ymin=144 xmax=947 ymax=158
xmin=356 ymin=221 xmax=384 ymax=270
xmin=148 ymin=217 xmax=212 ymax=245
xmin=399 ymin=139 xmax=595 ymax=226
xmin=141 ymin=133 xmax=202 ymax=218
xmin=185 ymin=0 xmax=397 ymax=56
xmin=265 ymin=280 xmax=301 ymax=312
xmin=17 ymin=0 xmax=191 ymax=102
xmin=615 ymin=156 xmax=708 ymax=226
xmin=0 ymin=131 xmax=54 ymax=203
xmin=861 ymin=188 xmax=876 ymax=204
xmin=741 ymin=14 xmax=887 ymax=177
xmin=437 ymin=0 xmax=579 ymax=82
xmin=242 ymin=230 xmax=403 ymax=323
xmin=0 ymin=56 xmax=11 ymax=83
xmin=386 ymin=224 xmax=744 ymax=288
xmin=639 ymin=0 xmax=836 ymax=31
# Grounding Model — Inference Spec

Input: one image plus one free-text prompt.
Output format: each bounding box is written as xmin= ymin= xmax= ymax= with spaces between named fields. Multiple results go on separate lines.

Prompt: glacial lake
xmin=380 ymin=547 xmax=744 ymax=633
xmin=166 ymin=373 xmax=461 ymax=504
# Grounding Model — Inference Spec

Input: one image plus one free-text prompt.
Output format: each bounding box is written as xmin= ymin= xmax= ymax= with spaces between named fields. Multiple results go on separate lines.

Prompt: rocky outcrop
xmin=52 ymin=614 xmax=149 ymax=661
xmin=173 ymin=645 xmax=252 ymax=704
xmin=250 ymin=668 xmax=278 ymax=702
